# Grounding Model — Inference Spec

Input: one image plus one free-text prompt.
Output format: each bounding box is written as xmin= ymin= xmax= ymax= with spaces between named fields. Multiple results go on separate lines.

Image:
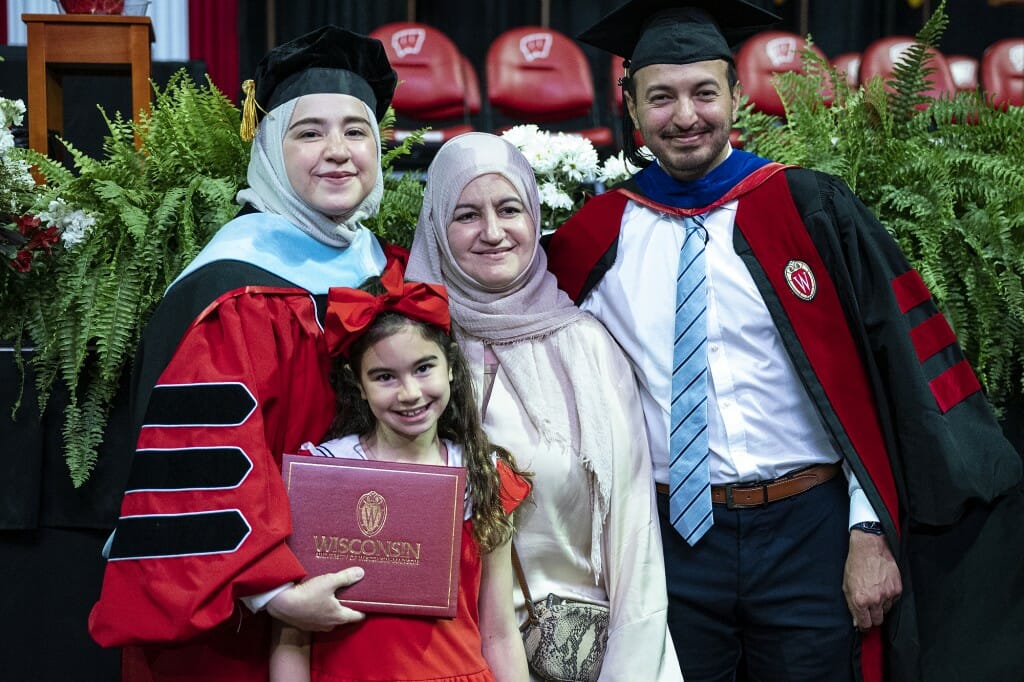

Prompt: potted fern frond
xmin=734 ymin=2 xmax=1024 ymax=413
xmin=366 ymin=106 xmax=427 ymax=248
xmin=2 ymin=72 xmax=249 ymax=486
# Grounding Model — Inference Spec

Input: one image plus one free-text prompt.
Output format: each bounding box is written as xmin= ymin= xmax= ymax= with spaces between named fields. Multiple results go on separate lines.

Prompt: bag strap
xmin=511 ymin=542 xmax=540 ymax=628
xmin=481 ymin=344 xmax=498 ymax=420
xmin=482 ymin=346 xmax=539 ymax=629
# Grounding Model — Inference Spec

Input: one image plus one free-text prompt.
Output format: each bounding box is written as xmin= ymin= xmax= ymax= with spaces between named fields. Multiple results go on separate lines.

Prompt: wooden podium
xmin=23 ymin=14 xmax=155 ymax=155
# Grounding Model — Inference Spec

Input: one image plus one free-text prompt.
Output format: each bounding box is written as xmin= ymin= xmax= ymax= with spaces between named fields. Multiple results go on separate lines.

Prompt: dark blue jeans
xmin=658 ymin=475 xmax=856 ymax=682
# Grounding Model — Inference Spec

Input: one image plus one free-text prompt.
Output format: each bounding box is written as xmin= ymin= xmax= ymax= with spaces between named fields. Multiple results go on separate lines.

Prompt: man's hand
xmin=266 ymin=567 xmax=366 ymax=632
xmin=843 ymin=531 xmax=902 ymax=631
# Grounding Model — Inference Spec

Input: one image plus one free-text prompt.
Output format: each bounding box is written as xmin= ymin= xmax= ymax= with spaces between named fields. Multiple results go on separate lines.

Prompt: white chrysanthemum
xmin=502 ymin=125 xmax=567 ymax=176
xmin=499 ymin=124 xmax=541 ymax=149
xmin=538 ymin=181 xmax=574 ymax=211
xmin=540 ymin=133 xmax=597 ymax=183
xmin=501 ymin=124 xmax=550 ymax=167
xmin=531 ymin=150 xmax=561 ymax=176
xmin=0 ymin=97 xmax=26 ymax=129
xmin=599 ymin=151 xmax=642 ymax=185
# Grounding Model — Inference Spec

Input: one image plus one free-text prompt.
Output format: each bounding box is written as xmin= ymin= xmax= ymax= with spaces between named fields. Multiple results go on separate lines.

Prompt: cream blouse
xmin=466 ymin=315 xmax=683 ymax=682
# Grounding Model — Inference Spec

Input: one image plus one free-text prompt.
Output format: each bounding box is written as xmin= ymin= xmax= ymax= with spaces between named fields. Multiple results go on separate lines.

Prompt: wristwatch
xmin=850 ymin=521 xmax=884 ymax=535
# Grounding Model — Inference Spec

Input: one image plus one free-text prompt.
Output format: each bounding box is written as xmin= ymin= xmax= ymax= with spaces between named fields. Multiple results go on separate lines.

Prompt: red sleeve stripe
xmin=910 ymin=313 xmax=958 ymax=362
xmin=892 ymin=269 xmax=932 ymax=313
xmin=930 ymin=359 xmax=982 ymax=413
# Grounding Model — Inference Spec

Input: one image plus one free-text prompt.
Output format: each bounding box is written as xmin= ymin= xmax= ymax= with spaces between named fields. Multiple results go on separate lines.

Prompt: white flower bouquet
xmin=501 ymin=125 xmax=645 ymax=232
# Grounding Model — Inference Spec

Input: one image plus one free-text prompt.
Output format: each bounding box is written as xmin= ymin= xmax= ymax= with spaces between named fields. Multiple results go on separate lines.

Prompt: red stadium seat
xmin=859 ymin=36 xmax=957 ymax=107
xmin=831 ymin=52 xmax=862 ymax=88
xmin=947 ymin=54 xmax=980 ymax=92
xmin=981 ymin=39 xmax=1024 ymax=109
xmin=369 ymin=22 xmax=476 ymax=144
xmin=735 ymin=30 xmax=830 ymax=117
xmin=486 ymin=26 xmax=614 ymax=149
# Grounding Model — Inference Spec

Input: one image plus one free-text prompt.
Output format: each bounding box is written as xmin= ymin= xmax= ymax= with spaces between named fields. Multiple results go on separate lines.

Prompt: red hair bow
xmin=324 ymin=264 xmax=451 ymax=358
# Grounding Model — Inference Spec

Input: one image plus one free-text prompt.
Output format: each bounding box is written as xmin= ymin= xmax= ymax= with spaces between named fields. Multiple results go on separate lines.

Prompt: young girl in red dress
xmin=270 ymin=266 xmax=530 ymax=682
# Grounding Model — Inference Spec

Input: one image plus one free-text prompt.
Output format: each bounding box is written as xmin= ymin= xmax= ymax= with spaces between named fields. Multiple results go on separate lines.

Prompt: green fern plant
xmin=8 ymin=71 xmax=249 ymax=486
xmin=735 ymin=1 xmax=1024 ymax=409
xmin=366 ymin=107 xmax=426 ymax=248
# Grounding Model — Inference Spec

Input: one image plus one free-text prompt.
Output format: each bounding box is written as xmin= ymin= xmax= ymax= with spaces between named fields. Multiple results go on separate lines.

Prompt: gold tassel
xmin=240 ymin=79 xmax=258 ymax=142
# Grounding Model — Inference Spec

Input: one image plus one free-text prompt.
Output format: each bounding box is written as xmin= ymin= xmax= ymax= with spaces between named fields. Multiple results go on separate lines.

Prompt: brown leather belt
xmin=655 ymin=462 xmax=842 ymax=509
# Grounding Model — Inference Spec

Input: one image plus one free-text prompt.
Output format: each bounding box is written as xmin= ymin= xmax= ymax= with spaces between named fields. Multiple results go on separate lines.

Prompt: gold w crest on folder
xmin=357 ymin=491 xmax=388 ymax=537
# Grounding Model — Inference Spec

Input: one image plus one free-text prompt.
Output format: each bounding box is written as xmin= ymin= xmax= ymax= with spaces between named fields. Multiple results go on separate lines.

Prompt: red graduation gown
xmin=546 ymin=167 xmax=1023 ymax=681
xmin=89 ymin=221 xmax=408 ymax=680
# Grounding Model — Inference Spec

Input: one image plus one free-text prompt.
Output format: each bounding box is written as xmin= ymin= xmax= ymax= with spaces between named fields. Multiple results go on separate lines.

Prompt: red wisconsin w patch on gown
xmin=784 ymin=260 xmax=817 ymax=301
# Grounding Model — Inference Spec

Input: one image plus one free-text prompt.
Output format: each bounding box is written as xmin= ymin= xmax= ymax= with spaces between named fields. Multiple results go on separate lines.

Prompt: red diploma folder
xmin=282 ymin=453 xmax=466 ymax=618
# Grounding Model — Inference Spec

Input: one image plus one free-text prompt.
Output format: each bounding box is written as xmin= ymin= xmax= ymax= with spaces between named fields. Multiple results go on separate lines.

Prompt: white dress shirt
xmin=580 ymin=199 xmax=878 ymax=527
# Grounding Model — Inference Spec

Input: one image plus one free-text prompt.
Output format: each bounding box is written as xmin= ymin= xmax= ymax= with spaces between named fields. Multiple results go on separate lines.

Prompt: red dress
xmin=305 ymin=437 xmax=529 ymax=682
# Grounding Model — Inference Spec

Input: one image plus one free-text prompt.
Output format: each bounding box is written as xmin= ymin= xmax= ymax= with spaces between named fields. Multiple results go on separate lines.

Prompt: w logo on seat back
xmin=887 ymin=42 xmax=915 ymax=67
xmin=765 ymin=37 xmax=799 ymax=68
xmin=1010 ymin=44 xmax=1024 ymax=73
xmin=392 ymin=28 xmax=426 ymax=58
xmin=519 ymin=32 xmax=553 ymax=62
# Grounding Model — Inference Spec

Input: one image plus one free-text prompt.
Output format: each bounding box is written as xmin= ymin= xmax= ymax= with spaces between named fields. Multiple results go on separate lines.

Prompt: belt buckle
xmin=724 ymin=483 xmax=770 ymax=509
xmin=724 ymin=485 xmax=737 ymax=510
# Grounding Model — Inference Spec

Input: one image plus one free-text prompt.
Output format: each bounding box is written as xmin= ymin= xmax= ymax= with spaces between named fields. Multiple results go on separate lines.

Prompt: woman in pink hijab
xmin=407 ymin=132 xmax=682 ymax=681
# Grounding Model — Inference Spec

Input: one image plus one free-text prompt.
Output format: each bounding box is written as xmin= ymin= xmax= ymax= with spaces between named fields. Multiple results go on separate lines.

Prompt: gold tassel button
xmin=240 ymin=79 xmax=258 ymax=142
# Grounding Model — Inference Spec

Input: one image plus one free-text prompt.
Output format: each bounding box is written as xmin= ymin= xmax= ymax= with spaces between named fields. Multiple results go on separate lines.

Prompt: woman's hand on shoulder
xmin=266 ymin=567 xmax=367 ymax=631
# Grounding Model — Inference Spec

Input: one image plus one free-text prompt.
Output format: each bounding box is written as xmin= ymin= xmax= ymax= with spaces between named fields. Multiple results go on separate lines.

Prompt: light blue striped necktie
xmin=669 ymin=213 xmax=713 ymax=546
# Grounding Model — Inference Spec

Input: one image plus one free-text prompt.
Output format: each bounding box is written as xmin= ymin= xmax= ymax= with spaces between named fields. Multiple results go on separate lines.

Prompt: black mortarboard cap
xmin=252 ymin=25 xmax=397 ymax=122
xmin=578 ymin=0 xmax=780 ymax=72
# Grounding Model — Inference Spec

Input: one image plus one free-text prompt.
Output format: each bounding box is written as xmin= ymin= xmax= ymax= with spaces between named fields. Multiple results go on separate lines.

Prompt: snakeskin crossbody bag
xmin=511 ymin=544 xmax=610 ymax=682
